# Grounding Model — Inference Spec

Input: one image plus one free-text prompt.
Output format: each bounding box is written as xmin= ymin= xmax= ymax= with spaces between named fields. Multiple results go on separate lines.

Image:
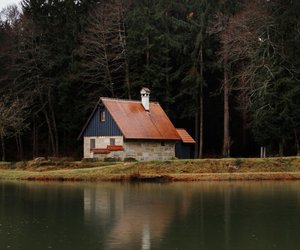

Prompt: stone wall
xmin=123 ymin=140 xmax=175 ymax=161
xmin=84 ymin=137 xmax=176 ymax=161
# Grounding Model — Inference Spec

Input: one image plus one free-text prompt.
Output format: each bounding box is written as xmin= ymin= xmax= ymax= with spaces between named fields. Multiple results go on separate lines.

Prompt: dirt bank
xmin=0 ymin=157 xmax=300 ymax=182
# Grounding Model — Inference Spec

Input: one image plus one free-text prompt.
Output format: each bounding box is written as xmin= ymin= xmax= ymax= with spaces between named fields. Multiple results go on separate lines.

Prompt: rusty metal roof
xmin=101 ymin=97 xmax=181 ymax=140
xmin=176 ymin=128 xmax=196 ymax=143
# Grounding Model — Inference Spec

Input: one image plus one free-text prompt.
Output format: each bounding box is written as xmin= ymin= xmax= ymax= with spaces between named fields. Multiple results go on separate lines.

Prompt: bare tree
xmin=222 ymin=2 xmax=277 ymax=154
xmin=5 ymin=15 xmax=59 ymax=156
xmin=79 ymin=0 xmax=132 ymax=100
xmin=0 ymin=95 xmax=27 ymax=161
xmin=0 ymin=4 xmax=20 ymax=25
xmin=209 ymin=1 xmax=272 ymax=157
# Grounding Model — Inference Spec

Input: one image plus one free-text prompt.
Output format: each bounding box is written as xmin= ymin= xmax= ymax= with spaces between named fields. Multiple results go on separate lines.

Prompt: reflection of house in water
xmin=83 ymin=184 xmax=192 ymax=250
xmin=84 ymin=186 xmax=125 ymax=226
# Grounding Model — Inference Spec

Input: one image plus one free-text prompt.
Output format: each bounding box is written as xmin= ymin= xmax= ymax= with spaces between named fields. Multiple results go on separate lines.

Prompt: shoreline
xmin=18 ymin=172 xmax=300 ymax=182
xmin=1 ymin=156 xmax=300 ymax=182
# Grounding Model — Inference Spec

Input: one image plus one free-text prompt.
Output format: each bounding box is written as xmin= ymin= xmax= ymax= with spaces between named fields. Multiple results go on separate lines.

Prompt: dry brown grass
xmin=0 ymin=156 xmax=300 ymax=182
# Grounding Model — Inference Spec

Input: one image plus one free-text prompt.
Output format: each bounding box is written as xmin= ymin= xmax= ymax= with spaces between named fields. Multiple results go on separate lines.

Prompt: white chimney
xmin=140 ymin=87 xmax=150 ymax=111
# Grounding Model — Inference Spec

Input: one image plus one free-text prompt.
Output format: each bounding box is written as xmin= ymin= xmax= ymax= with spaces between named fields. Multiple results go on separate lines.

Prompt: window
xmin=110 ymin=138 xmax=115 ymax=146
xmin=99 ymin=110 xmax=105 ymax=122
xmin=90 ymin=139 xmax=95 ymax=149
xmin=161 ymin=141 xmax=165 ymax=146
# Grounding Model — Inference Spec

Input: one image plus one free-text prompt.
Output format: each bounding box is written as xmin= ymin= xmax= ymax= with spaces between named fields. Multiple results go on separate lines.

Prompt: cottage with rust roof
xmin=78 ymin=88 xmax=195 ymax=161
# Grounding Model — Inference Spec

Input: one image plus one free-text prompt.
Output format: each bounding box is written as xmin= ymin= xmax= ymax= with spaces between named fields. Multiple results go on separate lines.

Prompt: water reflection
xmin=83 ymin=182 xmax=300 ymax=250
xmin=83 ymin=183 xmax=192 ymax=250
xmin=0 ymin=182 xmax=85 ymax=250
xmin=1 ymin=181 xmax=300 ymax=250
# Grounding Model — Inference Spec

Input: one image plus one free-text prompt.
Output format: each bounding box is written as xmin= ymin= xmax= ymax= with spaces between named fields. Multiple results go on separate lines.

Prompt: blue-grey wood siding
xmin=175 ymin=142 xmax=193 ymax=159
xmin=83 ymin=105 xmax=122 ymax=137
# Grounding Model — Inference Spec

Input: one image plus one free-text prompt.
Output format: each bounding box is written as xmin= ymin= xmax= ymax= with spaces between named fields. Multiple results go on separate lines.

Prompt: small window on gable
xmin=110 ymin=138 xmax=115 ymax=146
xmin=99 ymin=110 xmax=105 ymax=122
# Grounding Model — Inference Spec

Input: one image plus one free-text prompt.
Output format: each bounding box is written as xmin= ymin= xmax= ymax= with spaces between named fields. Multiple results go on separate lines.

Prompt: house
xmin=78 ymin=88 xmax=195 ymax=161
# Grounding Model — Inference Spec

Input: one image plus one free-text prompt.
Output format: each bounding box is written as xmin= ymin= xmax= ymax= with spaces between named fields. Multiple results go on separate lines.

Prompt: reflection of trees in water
xmin=83 ymin=183 xmax=192 ymax=250
xmin=83 ymin=182 xmax=300 ymax=250
xmin=0 ymin=182 xmax=85 ymax=250
xmin=2 ymin=182 xmax=300 ymax=249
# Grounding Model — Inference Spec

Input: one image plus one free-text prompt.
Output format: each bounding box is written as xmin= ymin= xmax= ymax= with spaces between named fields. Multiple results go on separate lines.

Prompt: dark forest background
xmin=0 ymin=0 xmax=300 ymax=161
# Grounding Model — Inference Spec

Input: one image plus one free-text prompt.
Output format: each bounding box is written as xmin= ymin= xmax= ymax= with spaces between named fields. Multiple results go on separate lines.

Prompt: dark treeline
xmin=0 ymin=0 xmax=300 ymax=161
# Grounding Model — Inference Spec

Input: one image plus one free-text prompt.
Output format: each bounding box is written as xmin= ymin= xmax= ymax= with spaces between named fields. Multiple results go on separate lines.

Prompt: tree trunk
xmin=32 ymin=118 xmax=41 ymax=158
xmin=199 ymin=44 xmax=204 ymax=158
xmin=48 ymin=88 xmax=59 ymax=155
xmin=279 ymin=138 xmax=284 ymax=156
xmin=19 ymin=134 xmax=23 ymax=161
xmin=294 ymin=129 xmax=300 ymax=156
xmin=222 ymin=45 xmax=230 ymax=157
xmin=16 ymin=133 xmax=23 ymax=161
xmin=165 ymin=43 xmax=170 ymax=112
xmin=144 ymin=0 xmax=151 ymax=87
xmin=1 ymin=134 xmax=5 ymax=162
xmin=43 ymin=109 xmax=55 ymax=155
xmin=38 ymin=88 xmax=56 ymax=156
xmin=32 ymin=118 xmax=36 ymax=158
xmin=146 ymin=37 xmax=150 ymax=66
xmin=119 ymin=5 xmax=131 ymax=100
xmin=194 ymin=112 xmax=199 ymax=158
xmin=15 ymin=134 xmax=23 ymax=161
xmin=125 ymin=60 xmax=131 ymax=99
xmin=15 ymin=135 xmax=20 ymax=160
xmin=103 ymin=44 xmax=115 ymax=97
xmin=241 ymin=99 xmax=247 ymax=153
xmin=50 ymin=108 xmax=59 ymax=156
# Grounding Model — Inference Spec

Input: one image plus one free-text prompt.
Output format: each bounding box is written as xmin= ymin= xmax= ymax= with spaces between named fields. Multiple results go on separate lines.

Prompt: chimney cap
xmin=140 ymin=87 xmax=150 ymax=95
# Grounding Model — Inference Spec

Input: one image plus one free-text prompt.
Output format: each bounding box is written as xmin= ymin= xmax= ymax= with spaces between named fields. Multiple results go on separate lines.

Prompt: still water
xmin=1 ymin=181 xmax=300 ymax=250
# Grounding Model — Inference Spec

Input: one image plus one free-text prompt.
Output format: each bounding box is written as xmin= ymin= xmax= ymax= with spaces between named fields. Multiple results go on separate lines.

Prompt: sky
xmin=0 ymin=0 xmax=21 ymax=11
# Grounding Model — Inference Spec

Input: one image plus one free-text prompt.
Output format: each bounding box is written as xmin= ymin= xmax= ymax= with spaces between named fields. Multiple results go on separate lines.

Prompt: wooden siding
xmin=83 ymin=105 xmax=122 ymax=137
xmin=175 ymin=142 xmax=193 ymax=159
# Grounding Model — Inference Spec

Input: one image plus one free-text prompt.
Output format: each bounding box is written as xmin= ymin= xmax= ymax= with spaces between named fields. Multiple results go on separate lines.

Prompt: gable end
xmin=81 ymin=104 xmax=122 ymax=137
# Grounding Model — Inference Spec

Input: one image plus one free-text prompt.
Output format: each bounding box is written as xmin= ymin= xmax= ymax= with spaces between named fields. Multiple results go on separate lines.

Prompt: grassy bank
xmin=1 ymin=157 xmax=300 ymax=182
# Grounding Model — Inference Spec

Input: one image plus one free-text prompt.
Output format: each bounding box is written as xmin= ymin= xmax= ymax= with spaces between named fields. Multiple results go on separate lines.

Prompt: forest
xmin=0 ymin=0 xmax=300 ymax=161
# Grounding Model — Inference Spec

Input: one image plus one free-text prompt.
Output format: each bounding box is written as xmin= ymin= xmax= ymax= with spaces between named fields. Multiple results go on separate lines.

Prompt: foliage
xmin=0 ymin=0 xmax=300 ymax=160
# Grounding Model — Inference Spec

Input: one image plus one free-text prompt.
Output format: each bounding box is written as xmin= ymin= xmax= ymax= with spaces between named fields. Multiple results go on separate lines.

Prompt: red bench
xmin=90 ymin=148 xmax=110 ymax=154
xmin=91 ymin=145 xmax=124 ymax=154
xmin=107 ymin=145 xmax=124 ymax=151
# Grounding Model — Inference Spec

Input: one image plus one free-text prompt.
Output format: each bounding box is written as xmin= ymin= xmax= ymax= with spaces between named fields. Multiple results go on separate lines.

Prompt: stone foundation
xmin=83 ymin=137 xmax=176 ymax=161
xmin=123 ymin=140 xmax=175 ymax=161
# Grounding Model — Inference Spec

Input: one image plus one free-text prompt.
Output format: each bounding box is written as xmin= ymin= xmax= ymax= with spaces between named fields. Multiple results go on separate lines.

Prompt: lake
xmin=1 ymin=181 xmax=300 ymax=250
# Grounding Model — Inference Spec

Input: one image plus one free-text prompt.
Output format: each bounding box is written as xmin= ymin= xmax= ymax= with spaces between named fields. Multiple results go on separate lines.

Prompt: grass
xmin=1 ymin=156 xmax=300 ymax=182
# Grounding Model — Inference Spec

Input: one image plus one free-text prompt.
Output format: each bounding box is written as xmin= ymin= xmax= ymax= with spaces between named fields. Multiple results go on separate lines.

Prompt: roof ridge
xmin=100 ymin=97 xmax=159 ymax=104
